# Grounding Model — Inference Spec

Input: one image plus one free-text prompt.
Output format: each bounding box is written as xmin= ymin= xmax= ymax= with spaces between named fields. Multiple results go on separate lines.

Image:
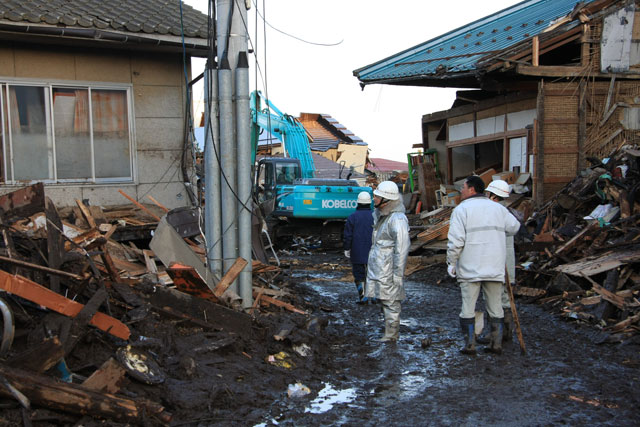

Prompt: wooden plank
xmin=8 ymin=337 xmax=64 ymax=373
xmin=213 ymin=257 xmax=249 ymax=298
xmin=75 ymin=200 xmax=97 ymax=229
xmin=143 ymin=250 xmax=158 ymax=274
xmin=82 ymin=358 xmax=127 ymax=394
xmin=118 ymin=190 xmax=161 ymax=222
xmin=0 ymin=255 xmax=84 ymax=281
xmin=166 ymin=263 xmax=218 ymax=303
xmin=532 ymin=36 xmax=539 ymax=67
xmin=146 ymin=195 xmax=170 ymax=213
xmin=0 ymin=270 xmax=130 ymax=340
xmin=0 ymin=365 xmax=170 ymax=424
xmin=45 ymin=197 xmax=63 ymax=293
xmin=88 ymin=206 xmax=107 ymax=225
xmin=99 ymin=245 xmax=120 ymax=282
xmin=259 ymin=294 xmax=307 ymax=315
xmin=555 ymin=249 xmax=640 ymax=277
xmin=62 ymin=286 xmax=108 ymax=356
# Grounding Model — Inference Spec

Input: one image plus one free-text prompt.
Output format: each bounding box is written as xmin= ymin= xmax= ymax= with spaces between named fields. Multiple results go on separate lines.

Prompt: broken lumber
xmin=0 ymin=365 xmax=170 ymax=424
xmin=257 ymin=294 xmax=307 ymax=315
xmin=0 ymin=270 xmax=130 ymax=340
xmin=118 ymin=190 xmax=161 ymax=222
xmin=82 ymin=358 xmax=127 ymax=394
xmin=213 ymin=257 xmax=249 ymax=298
xmin=75 ymin=200 xmax=97 ymax=229
xmin=0 ymin=255 xmax=84 ymax=281
xmin=166 ymin=263 xmax=218 ymax=303
xmin=8 ymin=337 xmax=64 ymax=373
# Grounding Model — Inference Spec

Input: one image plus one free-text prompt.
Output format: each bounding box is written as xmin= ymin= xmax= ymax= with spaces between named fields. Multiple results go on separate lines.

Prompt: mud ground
xmin=2 ymin=252 xmax=639 ymax=426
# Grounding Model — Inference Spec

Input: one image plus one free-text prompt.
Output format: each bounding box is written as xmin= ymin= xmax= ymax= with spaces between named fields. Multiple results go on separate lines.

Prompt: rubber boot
xmin=484 ymin=317 xmax=504 ymax=355
xmin=503 ymin=310 xmax=513 ymax=342
xmin=459 ymin=317 xmax=476 ymax=355
xmin=354 ymin=282 xmax=366 ymax=304
xmin=378 ymin=318 xmax=399 ymax=342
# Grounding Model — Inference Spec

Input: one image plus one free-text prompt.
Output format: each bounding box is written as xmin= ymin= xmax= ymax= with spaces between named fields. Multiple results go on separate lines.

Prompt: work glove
xmin=447 ymin=264 xmax=456 ymax=278
xmin=344 ymin=250 xmax=351 ymax=258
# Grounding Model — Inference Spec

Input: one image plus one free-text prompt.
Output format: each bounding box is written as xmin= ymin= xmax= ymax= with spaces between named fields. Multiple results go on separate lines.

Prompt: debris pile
xmin=517 ymin=146 xmax=640 ymax=344
xmin=0 ymin=183 xmax=323 ymax=425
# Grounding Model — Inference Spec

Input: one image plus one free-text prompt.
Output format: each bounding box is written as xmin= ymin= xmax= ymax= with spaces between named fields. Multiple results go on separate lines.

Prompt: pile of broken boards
xmin=404 ymin=193 xmax=534 ymax=276
xmin=0 ymin=182 xmax=309 ymax=425
xmin=516 ymin=146 xmax=640 ymax=345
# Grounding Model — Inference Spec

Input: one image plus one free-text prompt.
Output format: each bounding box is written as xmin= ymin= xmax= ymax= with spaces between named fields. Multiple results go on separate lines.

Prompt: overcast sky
xmin=183 ymin=0 xmax=516 ymax=162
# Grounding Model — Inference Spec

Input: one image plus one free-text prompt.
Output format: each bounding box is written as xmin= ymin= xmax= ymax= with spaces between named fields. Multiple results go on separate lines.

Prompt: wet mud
xmin=261 ymin=253 xmax=639 ymax=426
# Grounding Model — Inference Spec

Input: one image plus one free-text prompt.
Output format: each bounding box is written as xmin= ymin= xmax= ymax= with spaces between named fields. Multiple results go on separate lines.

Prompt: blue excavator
xmin=250 ymin=91 xmax=372 ymax=246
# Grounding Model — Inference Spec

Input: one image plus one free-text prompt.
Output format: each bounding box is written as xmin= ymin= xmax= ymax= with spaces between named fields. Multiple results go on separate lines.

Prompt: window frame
xmin=0 ymin=78 xmax=136 ymax=185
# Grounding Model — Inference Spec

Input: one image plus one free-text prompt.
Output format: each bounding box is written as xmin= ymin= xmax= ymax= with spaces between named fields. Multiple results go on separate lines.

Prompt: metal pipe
xmin=218 ymin=60 xmax=238 ymax=292
xmin=236 ymin=51 xmax=252 ymax=308
xmin=0 ymin=298 xmax=14 ymax=357
xmin=204 ymin=62 xmax=222 ymax=279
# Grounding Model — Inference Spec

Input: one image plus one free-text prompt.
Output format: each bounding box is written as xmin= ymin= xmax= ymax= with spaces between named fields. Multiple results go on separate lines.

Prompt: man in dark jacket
xmin=344 ymin=191 xmax=374 ymax=304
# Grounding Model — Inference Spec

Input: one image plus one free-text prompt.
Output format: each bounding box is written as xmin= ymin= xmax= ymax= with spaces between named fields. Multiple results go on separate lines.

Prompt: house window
xmin=0 ymin=82 xmax=133 ymax=183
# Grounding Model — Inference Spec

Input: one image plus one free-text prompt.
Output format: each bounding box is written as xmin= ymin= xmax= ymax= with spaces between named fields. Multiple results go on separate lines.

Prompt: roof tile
xmin=0 ymin=0 xmax=208 ymax=39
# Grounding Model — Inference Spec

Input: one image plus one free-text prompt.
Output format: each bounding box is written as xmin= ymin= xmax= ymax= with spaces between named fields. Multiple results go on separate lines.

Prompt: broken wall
xmin=0 ymin=44 xmax=194 ymax=209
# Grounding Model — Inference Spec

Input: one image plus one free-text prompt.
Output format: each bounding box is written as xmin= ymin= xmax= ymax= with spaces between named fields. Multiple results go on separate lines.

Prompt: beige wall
xmin=0 ymin=43 xmax=193 ymax=209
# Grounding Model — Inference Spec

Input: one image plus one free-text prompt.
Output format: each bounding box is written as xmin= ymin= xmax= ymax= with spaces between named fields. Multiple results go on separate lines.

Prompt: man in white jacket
xmin=364 ymin=181 xmax=410 ymax=342
xmin=447 ymin=175 xmax=520 ymax=355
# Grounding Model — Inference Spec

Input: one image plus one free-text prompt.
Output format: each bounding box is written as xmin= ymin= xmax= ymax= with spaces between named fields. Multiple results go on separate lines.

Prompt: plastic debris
xmin=287 ymin=382 xmax=311 ymax=398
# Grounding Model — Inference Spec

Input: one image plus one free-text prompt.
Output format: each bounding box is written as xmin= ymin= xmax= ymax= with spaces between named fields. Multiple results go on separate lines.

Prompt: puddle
xmin=305 ymin=383 xmax=357 ymax=414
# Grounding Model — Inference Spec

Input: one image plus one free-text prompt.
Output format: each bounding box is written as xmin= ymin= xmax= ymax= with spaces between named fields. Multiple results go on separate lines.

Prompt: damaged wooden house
xmin=0 ymin=0 xmax=209 ymax=210
xmin=354 ymin=0 xmax=640 ymax=204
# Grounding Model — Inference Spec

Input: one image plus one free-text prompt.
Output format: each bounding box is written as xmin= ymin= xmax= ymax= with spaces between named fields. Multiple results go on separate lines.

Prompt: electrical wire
xmin=179 ymin=0 xmax=198 ymax=206
xmin=251 ymin=0 xmax=343 ymax=47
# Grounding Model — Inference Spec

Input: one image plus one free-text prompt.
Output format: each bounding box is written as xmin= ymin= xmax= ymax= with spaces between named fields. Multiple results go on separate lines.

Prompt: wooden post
xmin=505 ymin=268 xmax=526 ymax=355
xmin=532 ymin=36 xmax=539 ymax=67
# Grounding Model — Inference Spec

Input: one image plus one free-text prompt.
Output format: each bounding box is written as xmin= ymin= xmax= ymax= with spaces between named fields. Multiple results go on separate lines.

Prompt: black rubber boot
xmin=459 ymin=317 xmax=476 ymax=355
xmin=503 ymin=310 xmax=513 ymax=342
xmin=484 ymin=317 xmax=504 ymax=355
xmin=355 ymin=282 xmax=366 ymax=304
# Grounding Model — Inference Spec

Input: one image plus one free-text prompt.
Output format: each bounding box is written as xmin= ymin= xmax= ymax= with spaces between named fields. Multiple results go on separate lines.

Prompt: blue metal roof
xmin=354 ymin=0 xmax=597 ymax=85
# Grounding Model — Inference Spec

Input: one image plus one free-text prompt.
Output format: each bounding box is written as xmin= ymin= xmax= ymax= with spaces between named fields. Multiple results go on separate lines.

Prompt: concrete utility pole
xmin=211 ymin=0 xmax=252 ymax=308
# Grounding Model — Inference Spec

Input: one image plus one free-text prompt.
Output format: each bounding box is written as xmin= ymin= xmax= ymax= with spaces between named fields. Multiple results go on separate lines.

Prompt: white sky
xmin=183 ymin=0 xmax=516 ymax=162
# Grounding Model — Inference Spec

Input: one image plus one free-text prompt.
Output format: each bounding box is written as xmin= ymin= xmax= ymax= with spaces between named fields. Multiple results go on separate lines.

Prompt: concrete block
xmin=133 ymin=85 xmax=183 ymax=118
xmin=137 ymin=149 xmax=182 ymax=185
xmin=82 ymin=184 xmax=138 ymax=207
xmin=0 ymin=47 xmax=15 ymax=76
xmin=14 ymin=48 xmax=75 ymax=80
xmin=131 ymin=55 xmax=182 ymax=86
xmin=75 ymin=52 xmax=131 ymax=83
xmin=41 ymin=186 xmax=83 ymax=208
xmin=136 ymin=117 xmax=183 ymax=150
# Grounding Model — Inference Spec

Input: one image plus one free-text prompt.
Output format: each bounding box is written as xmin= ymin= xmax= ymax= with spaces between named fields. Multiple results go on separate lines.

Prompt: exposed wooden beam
xmin=517 ymin=64 xmax=640 ymax=79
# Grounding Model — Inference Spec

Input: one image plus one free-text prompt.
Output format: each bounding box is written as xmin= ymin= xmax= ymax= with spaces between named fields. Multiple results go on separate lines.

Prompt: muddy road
xmin=263 ymin=253 xmax=640 ymax=426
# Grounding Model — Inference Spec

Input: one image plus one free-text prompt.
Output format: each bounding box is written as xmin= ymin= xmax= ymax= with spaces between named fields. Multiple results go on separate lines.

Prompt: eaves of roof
xmin=354 ymin=0 xmax=599 ymax=88
xmin=0 ymin=0 xmax=209 ymax=55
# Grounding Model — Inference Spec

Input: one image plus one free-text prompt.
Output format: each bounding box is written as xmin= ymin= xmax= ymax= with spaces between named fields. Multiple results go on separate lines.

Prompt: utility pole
xmin=211 ymin=0 xmax=252 ymax=308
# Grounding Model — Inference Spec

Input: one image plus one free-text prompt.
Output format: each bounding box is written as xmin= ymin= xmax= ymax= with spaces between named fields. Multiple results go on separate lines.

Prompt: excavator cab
xmin=255 ymin=157 xmax=302 ymax=215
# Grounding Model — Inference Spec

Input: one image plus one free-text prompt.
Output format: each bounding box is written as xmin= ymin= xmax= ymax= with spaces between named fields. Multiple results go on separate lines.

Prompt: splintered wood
xmin=517 ymin=147 xmax=640 ymax=343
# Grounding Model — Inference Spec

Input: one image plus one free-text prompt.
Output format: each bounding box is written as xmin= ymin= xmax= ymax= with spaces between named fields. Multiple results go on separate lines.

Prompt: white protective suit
xmin=446 ymin=195 xmax=520 ymax=283
xmin=364 ymin=198 xmax=410 ymax=301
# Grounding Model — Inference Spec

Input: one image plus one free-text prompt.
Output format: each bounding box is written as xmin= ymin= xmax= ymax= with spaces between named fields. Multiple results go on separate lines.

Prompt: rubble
xmin=0 ymin=183 xmax=318 ymax=425
xmin=514 ymin=146 xmax=640 ymax=344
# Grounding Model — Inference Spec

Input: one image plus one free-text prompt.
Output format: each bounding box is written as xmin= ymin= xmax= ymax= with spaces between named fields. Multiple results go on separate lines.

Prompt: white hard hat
xmin=486 ymin=179 xmax=510 ymax=198
xmin=357 ymin=191 xmax=372 ymax=204
xmin=373 ymin=181 xmax=400 ymax=201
